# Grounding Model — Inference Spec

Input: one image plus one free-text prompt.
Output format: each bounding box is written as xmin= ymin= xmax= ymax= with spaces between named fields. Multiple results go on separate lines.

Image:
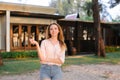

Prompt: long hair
xmin=46 ymin=23 xmax=66 ymax=51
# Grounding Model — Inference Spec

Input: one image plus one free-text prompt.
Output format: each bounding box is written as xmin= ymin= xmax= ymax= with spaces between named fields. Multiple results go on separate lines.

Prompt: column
xmin=0 ymin=17 xmax=1 ymax=49
xmin=6 ymin=10 xmax=10 ymax=52
xmin=103 ymin=28 xmax=106 ymax=45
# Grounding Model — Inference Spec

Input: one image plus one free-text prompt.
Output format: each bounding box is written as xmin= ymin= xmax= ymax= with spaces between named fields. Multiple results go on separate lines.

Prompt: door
xmin=21 ymin=25 xmax=29 ymax=48
xmin=10 ymin=24 xmax=47 ymax=50
xmin=10 ymin=24 xmax=20 ymax=49
xmin=11 ymin=24 xmax=37 ymax=50
xmin=30 ymin=25 xmax=37 ymax=47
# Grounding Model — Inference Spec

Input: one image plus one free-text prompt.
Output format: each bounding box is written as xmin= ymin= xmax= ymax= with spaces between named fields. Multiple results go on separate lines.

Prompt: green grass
xmin=0 ymin=58 xmax=40 ymax=75
xmin=0 ymin=52 xmax=120 ymax=75
xmin=64 ymin=52 xmax=120 ymax=66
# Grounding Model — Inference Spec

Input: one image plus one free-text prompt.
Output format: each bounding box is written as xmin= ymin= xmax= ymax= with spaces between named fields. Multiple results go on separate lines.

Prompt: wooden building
xmin=58 ymin=19 xmax=120 ymax=54
xmin=0 ymin=2 xmax=120 ymax=53
xmin=0 ymin=2 xmax=64 ymax=52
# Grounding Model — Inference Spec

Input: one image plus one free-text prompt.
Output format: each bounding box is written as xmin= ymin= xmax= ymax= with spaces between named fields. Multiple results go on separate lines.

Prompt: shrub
xmin=1 ymin=51 xmax=37 ymax=59
xmin=105 ymin=46 xmax=120 ymax=52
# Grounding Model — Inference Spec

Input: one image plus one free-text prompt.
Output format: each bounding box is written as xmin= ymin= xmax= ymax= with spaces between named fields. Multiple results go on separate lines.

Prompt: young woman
xmin=29 ymin=23 xmax=66 ymax=80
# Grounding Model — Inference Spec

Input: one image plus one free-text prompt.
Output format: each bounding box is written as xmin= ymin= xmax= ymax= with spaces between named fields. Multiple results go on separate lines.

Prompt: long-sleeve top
xmin=40 ymin=39 xmax=65 ymax=66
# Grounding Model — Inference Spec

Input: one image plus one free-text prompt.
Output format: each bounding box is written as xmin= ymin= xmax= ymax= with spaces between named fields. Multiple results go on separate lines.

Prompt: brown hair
xmin=46 ymin=23 xmax=66 ymax=51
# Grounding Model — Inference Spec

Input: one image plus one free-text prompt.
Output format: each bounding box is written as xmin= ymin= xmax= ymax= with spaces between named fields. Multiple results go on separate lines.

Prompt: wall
xmin=0 ymin=15 xmax=6 ymax=50
xmin=10 ymin=16 xmax=56 ymax=24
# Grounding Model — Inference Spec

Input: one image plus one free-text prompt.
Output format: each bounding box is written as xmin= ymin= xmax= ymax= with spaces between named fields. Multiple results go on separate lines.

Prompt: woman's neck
xmin=50 ymin=37 xmax=58 ymax=42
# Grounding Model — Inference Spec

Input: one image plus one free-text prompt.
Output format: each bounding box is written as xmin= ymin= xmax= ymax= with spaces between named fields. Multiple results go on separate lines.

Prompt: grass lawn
xmin=64 ymin=52 xmax=120 ymax=66
xmin=0 ymin=58 xmax=40 ymax=75
xmin=0 ymin=52 xmax=120 ymax=75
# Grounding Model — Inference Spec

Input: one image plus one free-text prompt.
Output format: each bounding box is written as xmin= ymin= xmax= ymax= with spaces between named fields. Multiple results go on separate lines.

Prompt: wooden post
xmin=0 ymin=50 xmax=3 ymax=66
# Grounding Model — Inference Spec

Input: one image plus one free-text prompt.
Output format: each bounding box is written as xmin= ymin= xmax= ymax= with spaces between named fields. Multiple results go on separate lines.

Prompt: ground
xmin=0 ymin=64 xmax=120 ymax=80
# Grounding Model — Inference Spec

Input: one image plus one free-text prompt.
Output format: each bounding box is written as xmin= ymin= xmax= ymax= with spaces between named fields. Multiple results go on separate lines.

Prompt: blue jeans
xmin=40 ymin=64 xmax=63 ymax=80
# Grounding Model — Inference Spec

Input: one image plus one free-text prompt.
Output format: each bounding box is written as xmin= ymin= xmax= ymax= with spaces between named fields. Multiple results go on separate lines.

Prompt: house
xmin=0 ymin=2 xmax=64 ymax=52
xmin=0 ymin=2 xmax=120 ymax=54
xmin=58 ymin=19 xmax=120 ymax=54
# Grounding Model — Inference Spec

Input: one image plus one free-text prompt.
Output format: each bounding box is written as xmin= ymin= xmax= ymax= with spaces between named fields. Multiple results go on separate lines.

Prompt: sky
xmin=100 ymin=0 xmax=120 ymax=20
xmin=0 ymin=0 xmax=51 ymax=6
xmin=108 ymin=4 xmax=120 ymax=19
xmin=0 ymin=0 xmax=120 ymax=21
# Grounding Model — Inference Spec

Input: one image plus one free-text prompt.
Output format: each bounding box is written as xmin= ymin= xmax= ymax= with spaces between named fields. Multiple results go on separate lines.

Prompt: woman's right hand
xmin=29 ymin=39 xmax=38 ymax=45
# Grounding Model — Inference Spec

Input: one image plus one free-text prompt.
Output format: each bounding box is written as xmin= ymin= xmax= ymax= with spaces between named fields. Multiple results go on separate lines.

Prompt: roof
xmin=11 ymin=11 xmax=65 ymax=20
xmin=0 ymin=2 xmax=55 ymax=14
xmin=0 ymin=2 xmax=65 ymax=20
xmin=65 ymin=13 xmax=80 ymax=19
xmin=58 ymin=19 xmax=120 ymax=25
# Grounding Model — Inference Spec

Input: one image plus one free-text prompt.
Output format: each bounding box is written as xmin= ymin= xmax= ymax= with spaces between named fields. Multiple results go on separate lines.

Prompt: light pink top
xmin=40 ymin=39 xmax=65 ymax=66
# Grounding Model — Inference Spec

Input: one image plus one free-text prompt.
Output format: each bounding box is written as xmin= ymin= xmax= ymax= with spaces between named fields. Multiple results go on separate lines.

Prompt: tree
xmin=92 ymin=0 xmax=106 ymax=57
xmin=109 ymin=0 xmax=120 ymax=8
xmin=50 ymin=0 xmax=86 ymax=16
xmin=83 ymin=1 xmax=93 ymax=16
xmin=50 ymin=0 xmax=72 ymax=15
xmin=82 ymin=1 xmax=93 ymax=21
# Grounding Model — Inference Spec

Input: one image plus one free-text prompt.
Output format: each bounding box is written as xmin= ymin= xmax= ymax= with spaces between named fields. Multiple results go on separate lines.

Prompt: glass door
xmin=10 ymin=24 xmax=47 ymax=50
xmin=30 ymin=25 xmax=37 ymax=47
xmin=11 ymin=25 xmax=20 ymax=48
xmin=11 ymin=24 xmax=30 ymax=50
xmin=21 ymin=25 xmax=29 ymax=47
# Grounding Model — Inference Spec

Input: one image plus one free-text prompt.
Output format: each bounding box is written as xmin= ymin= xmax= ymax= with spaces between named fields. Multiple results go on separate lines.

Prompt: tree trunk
xmin=92 ymin=0 xmax=106 ymax=57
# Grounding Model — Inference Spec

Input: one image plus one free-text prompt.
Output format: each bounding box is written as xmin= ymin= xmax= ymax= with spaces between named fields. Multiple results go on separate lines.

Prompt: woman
xmin=29 ymin=23 xmax=66 ymax=80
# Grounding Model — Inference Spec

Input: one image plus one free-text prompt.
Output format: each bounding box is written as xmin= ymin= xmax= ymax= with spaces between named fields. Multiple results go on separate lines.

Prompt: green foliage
xmin=105 ymin=46 xmax=120 ymax=52
xmin=80 ymin=15 xmax=93 ymax=21
xmin=82 ymin=1 xmax=93 ymax=16
xmin=112 ymin=18 xmax=120 ymax=22
xmin=1 ymin=46 xmax=120 ymax=59
xmin=1 ymin=51 xmax=37 ymax=59
xmin=50 ymin=0 xmax=87 ymax=16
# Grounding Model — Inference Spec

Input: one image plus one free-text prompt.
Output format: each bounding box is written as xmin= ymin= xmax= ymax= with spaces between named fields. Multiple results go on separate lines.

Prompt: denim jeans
xmin=40 ymin=64 xmax=63 ymax=80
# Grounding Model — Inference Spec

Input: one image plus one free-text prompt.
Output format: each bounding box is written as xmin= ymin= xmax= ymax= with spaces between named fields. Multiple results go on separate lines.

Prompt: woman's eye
xmin=55 ymin=28 xmax=58 ymax=30
xmin=50 ymin=28 xmax=53 ymax=30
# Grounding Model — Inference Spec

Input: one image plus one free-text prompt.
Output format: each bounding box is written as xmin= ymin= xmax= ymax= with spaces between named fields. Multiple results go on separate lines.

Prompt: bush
xmin=1 ymin=51 xmax=37 ymax=59
xmin=105 ymin=46 xmax=120 ymax=52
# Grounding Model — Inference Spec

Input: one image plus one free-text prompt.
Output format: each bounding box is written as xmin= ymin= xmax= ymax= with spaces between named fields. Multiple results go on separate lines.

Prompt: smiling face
xmin=49 ymin=24 xmax=59 ymax=38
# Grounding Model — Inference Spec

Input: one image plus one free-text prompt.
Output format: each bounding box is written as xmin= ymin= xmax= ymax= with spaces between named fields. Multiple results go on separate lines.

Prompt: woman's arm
xmin=45 ymin=58 xmax=63 ymax=64
xmin=29 ymin=39 xmax=46 ymax=61
xmin=45 ymin=52 xmax=65 ymax=64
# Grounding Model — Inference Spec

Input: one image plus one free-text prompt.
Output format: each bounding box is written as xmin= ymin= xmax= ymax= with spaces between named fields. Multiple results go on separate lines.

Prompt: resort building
xmin=58 ymin=19 xmax=120 ymax=54
xmin=0 ymin=2 xmax=120 ymax=54
xmin=0 ymin=2 xmax=64 ymax=52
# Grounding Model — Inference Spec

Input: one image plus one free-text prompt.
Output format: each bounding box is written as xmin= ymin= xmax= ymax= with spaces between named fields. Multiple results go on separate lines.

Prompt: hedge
xmin=1 ymin=51 xmax=38 ymax=59
xmin=1 ymin=46 xmax=120 ymax=59
xmin=105 ymin=46 xmax=120 ymax=53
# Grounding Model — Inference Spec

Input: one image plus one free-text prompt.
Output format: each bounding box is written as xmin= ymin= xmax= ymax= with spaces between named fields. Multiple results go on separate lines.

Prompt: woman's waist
xmin=40 ymin=61 xmax=62 ymax=66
